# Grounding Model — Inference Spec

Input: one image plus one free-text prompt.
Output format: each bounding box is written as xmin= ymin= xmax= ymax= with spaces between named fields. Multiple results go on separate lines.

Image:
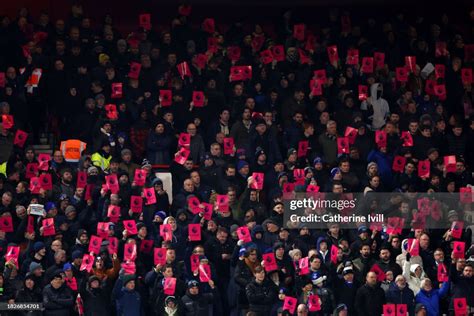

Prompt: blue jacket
xmin=386 ymin=283 xmax=415 ymax=315
xmin=415 ymin=282 xmax=449 ymax=316
xmin=113 ymin=278 xmax=143 ymax=316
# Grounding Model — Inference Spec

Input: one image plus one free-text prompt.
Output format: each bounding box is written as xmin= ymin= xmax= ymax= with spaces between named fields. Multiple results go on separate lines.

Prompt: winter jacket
xmin=146 ymin=132 xmax=173 ymax=164
xmin=245 ymin=278 xmax=278 ymax=314
xmin=449 ymin=263 xmax=474 ymax=312
xmin=354 ymin=283 xmax=386 ymax=316
xmin=402 ymin=261 xmax=427 ymax=295
xmin=82 ymin=286 xmax=110 ymax=316
xmin=385 ymin=283 xmax=415 ymax=315
xmin=15 ymin=285 xmax=43 ymax=316
xmin=42 ymin=284 xmax=74 ymax=316
xmin=112 ymin=278 xmax=144 ymax=316
xmin=181 ymin=290 xmax=214 ymax=316
xmin=415 ymin=282 xmax=449 ymax=316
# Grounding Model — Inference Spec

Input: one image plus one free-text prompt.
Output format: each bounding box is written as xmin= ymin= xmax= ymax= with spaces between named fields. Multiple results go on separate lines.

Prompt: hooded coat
xmin=402 ymin=261 xmax=427 ymax=295
xmin=361 ymin=83 xmax=390 ymax=130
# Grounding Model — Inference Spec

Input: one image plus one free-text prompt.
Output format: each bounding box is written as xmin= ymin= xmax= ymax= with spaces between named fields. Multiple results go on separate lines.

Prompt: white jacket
xmin=403 ymin=261 xmax=426 ymax=295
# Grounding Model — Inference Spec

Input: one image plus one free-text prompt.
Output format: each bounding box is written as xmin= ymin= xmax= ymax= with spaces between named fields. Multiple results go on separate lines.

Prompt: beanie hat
xmin=71 ymin=250 xmax=83 ymax=260
xmin=154 ymin=211 xmax=167 ymax=220
xmin=63 ymin=263 xmax=72 ymax=271
xmin=313 ymin=157 xmax=323 ymax=165
xmin=77 ymin=229 xmax=88 ymax=239
xmin=330 ymin=168 xmax=341 ymax=178
xmin=33 ymin=241 xmax=46 ymax=252
xmin=64 ymin=205 xmax=76 ymax=215
xmin=121 ymin=149 xmax=132 ymax=156
xmin=88 ymin=275 xmax=100 ymax=284
xmin=45 ymin=202 xmax=57 ymax=212
xmin=87 ymin=166 xmax=99 ymax=174
xmin=367 ymin=162 xmax=377 ymax=171
xmin=237 ymin=160 xmax=249 ymax=171
xmin=29 ymin=262 xmax=43 ymax=273
xmin=122 ymin=274 xmax=136 ymax=287
xmin=151 ymin=178 xmax=163 ymax=186
xmin=141 ymin=159 xmax=152 ymax=169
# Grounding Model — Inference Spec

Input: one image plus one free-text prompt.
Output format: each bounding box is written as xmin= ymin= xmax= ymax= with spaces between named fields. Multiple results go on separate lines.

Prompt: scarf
xmin=164 ymin=307 xmax=178 ymax=316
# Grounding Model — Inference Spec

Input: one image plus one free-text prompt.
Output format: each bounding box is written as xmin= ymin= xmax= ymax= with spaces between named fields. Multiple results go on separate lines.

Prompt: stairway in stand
xmin=31 ymin=133 xmax=54 ymax=155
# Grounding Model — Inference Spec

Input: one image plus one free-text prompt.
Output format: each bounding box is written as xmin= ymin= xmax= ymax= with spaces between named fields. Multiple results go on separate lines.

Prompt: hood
xmin=316 ymin=236 xmax=327 ymax=251
xmin=251 ymin=225 xmax=264 ymax=238
xmin=410 ymin=263 xmax=423 ymax=276
xmin=369 ymin=83 xmax=383 ymax=100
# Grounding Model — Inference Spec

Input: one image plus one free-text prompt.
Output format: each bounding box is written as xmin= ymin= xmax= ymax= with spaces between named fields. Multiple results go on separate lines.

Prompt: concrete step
xmin=32 ymin=144 xmax=52 ymax=155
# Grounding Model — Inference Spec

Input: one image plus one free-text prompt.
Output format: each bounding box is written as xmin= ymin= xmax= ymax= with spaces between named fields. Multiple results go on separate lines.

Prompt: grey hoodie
xmin=361 ymin=83 xmax=390 ymax=130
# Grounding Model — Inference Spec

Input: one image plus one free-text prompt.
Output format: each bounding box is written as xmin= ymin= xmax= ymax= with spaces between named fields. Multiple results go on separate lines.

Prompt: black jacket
xmin=245 ymin=278 xmax=278 ymax=315
xmin=354 ymin=283 xmax=386 ymax=316
xmin=180 ymin=290 xmax=213 ymax=316
xmin=42 ymin=284 xmax=74 ymax=316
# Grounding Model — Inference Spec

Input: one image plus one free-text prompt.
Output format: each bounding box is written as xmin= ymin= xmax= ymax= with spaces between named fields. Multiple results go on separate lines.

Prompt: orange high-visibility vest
xmin=60 ymin=139 xmax=87 ymax=162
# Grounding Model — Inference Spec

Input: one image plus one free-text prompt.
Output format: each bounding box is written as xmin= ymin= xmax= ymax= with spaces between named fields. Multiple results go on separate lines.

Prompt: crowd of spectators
xmin=0 ymin=3 xmax=473 ymax=316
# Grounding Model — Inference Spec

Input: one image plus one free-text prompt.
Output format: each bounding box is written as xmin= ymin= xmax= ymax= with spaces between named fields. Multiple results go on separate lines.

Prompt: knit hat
xmin=141 ymin=159 xmax=152 ymax=169
xmin=313 ymin=157 xmax=323 ymax=165
xmin=151 ymin=178 xmax=163 ymax=186
xmin=154 ymin=211 xmax=167 ymax=220
xmin=87 ymin=166 xmax=99 ymax=174
xmin=313 ymin=275 xmax=327 ymax=285
xmin=237 ymin=160 xmax=249 ymax=171
xmin=77 ymin=229 xmax=88 ymax=239
xmin=367 ymin=162 xmax=377 ymax=171
xmin=63 ymin=262 xmax=72 ymax=271
xmin=447 ymin=210 xmax=458 ymax=219
xmin=121 ymin=149 xmax=132 ymax=157
xmin=64 ymin=205 xmax=76 ymax=215
xmin=287 ymin=148 xmax=297 ymax=157
xmin=45 ymin=202 xmax=57 ymax=212
xmin=33 ymin=241 xmax=46 ymax=252
xmin=342 ymin=267 xmax=354 ymax=275
xmin=330 ymin=168 xmax=341 ymax=178
xmin=255 ymin=147 xmax=265 ymax=157
xmin=187 ymin=280 xmax=199 ymax=288
xmin=200 ymin=153 xmax=212 ymax=163
xmin=273 ymin=242 xmax=285 ymax=251
xmin=29 ymin=262 xmax=43 ymax=273
xmin=88 ymin=275 xmax=100 ymax=285
xmin=122 ymin=274 xmax=136 ymax=286
xmin=71 ymin=250 xmax=83 ymax=260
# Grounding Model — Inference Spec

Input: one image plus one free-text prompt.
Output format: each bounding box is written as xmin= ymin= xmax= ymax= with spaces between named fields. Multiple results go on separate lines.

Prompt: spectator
xmin=354 ymin=272 xmax=386 ymax=316
xmin=42 ymin=272 xmax=74 ymax=316
xmin=415 ymin=278 xmax=449 ymax=316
